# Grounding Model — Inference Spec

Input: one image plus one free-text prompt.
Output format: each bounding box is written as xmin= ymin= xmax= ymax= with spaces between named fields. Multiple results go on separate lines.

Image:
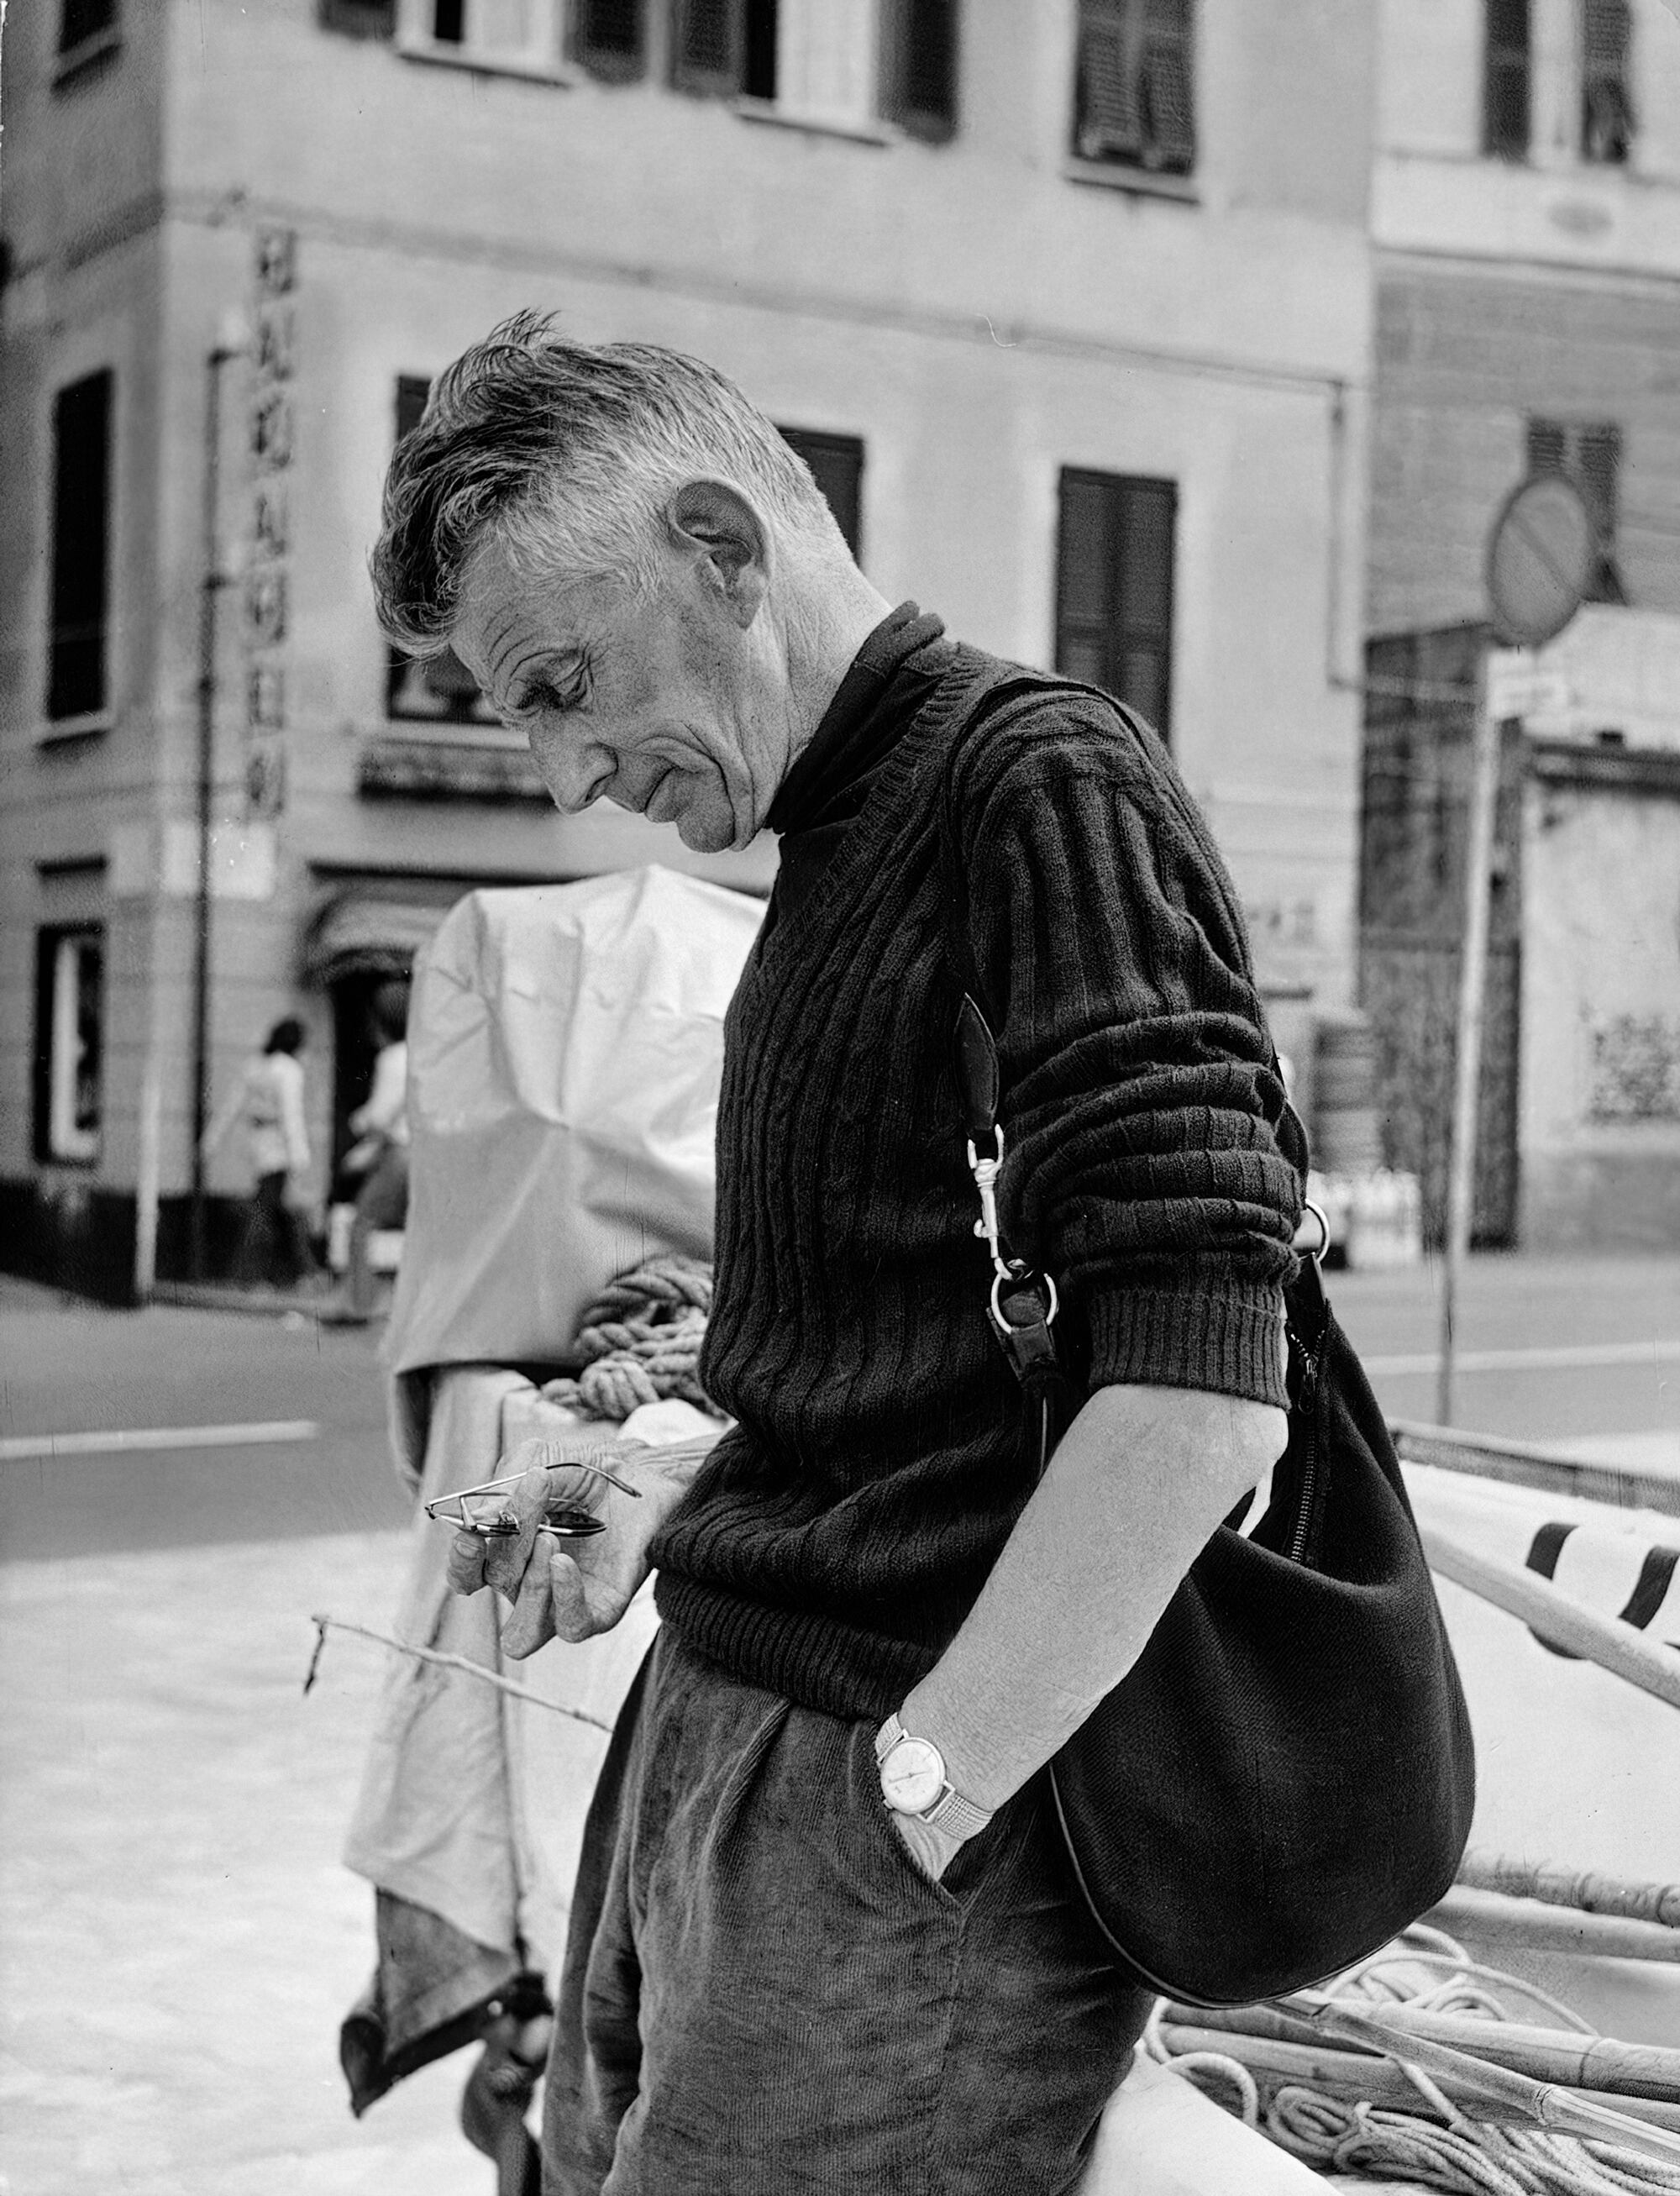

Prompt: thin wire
xmin=303 ymin=1615 xmax=617 ymax=1732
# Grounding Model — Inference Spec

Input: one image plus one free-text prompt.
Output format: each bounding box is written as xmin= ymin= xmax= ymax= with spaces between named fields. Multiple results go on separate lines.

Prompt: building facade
xmin=1371 ymin=0 xmax=1680 ymax=631
xmin=1 ymin=0 xmax=1378 ymax=1299
xmin=1363 ymin=0 xmax=1680 ymax=1247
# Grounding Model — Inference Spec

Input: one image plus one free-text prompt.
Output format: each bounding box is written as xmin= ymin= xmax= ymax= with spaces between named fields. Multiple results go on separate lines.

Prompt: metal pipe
xmin=1420 ymin=1521 xmax=1680 ymax=1714
xmin=188 ymin=334 xmax=242 ymax=1280
xmin=1436 ymin=653 xmax=1502 ymax=1426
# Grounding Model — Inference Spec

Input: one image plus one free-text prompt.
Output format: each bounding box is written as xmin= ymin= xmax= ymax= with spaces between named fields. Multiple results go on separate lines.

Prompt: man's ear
xmin=665 ymin=480 xmax=769 ymax=629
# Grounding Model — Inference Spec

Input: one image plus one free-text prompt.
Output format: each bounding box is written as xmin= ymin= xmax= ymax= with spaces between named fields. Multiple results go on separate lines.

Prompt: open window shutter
xmin=1483 ymin=0 xmax=1530 ymax=156
xmin=885 ymin=0 xmax=957 ymax=136
xmin=1582 ymin=0 xmax=1632 ymax=160
xmin=576 ymin=0 xmax=643 ymax=71
xmin=1075 ymin=0 xmax=1142 ymax=160
xmin=672 ymin=0 xmax=743 ymax=92
xmin=1137 ymin=0 xmax=1193 ymax=170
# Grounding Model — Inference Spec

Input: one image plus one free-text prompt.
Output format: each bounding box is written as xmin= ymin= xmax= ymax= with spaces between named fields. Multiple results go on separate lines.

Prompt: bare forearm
xmin=900 ymin=1382 xmax=1287 ymax=1814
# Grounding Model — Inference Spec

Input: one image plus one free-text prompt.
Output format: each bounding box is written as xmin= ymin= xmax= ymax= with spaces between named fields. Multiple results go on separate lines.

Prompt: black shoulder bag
xmin=941 ymin=668 xmax=1476 ymax=2009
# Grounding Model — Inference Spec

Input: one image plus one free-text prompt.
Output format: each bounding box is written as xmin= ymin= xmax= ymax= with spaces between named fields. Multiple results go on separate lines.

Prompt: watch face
xmin=880 ymin=1736 xmax=945 ymax=1817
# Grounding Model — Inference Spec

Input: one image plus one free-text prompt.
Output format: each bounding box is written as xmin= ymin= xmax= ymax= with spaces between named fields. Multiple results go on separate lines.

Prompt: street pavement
xmin=2 ymin=1250 xmax=1677 ymax=2193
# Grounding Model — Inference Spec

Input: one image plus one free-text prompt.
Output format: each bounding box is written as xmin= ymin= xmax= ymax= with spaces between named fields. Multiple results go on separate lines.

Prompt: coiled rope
xmin=538 ymin=1254 xmax=722 ymax=1422
xmin=1143 ymin=1929 xmax=1680 ymax=2195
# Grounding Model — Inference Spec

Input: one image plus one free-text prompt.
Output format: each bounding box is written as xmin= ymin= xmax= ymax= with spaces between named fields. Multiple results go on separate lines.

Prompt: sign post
xmin=1436 ymin=473 xmax=1594 ymax=1424
xmin=1436 ymin=662 xmax=1501 ymax=1428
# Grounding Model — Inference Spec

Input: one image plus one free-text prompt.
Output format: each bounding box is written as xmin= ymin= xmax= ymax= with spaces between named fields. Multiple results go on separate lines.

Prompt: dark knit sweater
xmin=650 ymin=609 xmax=1305 ymax=1721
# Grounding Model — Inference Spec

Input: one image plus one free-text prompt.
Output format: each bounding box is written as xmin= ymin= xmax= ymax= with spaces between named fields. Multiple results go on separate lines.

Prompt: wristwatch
xmin=874 ymin=1714 xmax=994 ymax=1840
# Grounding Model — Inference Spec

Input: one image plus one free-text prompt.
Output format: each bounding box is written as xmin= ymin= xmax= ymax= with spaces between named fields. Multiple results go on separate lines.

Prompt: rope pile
xmin=1144 ymin=1925 xmax=1680 ymax=2195
xmin=538 ymin=1254 xmax=722 ymax=1422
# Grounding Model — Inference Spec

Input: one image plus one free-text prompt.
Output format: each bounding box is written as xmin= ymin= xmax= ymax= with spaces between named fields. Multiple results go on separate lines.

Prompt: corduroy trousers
xmin=541 ymin=1631 xmax=1152 ymax=2196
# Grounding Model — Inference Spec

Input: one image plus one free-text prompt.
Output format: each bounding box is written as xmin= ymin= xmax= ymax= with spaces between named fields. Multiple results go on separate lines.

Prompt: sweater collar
xmin=767 ymin=603 xmax=947 ymax=838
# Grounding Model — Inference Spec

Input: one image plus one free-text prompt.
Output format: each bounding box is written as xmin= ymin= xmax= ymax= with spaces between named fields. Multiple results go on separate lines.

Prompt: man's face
xmin=448 ymin=531 xmax=786 ymax=854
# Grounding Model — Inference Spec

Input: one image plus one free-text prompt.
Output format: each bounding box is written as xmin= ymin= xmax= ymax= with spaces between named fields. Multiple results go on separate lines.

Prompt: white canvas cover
xmin=383 ymin=865 xmax=763 ymax=1392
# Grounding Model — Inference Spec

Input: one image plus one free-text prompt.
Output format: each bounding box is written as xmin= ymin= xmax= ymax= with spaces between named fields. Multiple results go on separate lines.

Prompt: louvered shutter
xmin=1581 ymin=0 xmax=1632 ymax=160
xmin=1076 ymin=0 xmax=1142 ymax=161
xmin=1137 ymin=0 xmax=1193 ymax=170
xmin=1525 ymin=419 xmax=1567 ymax=477
xmin=1056 ymin=470 xmax=1176 ymax=743
xmin=1483 ymin=0 xmax=1530 ymax=156
xmin=577 ymin=0 xmax=642 ymax=66
xmin=890 ymin=0 xmax=957 ymax=135
xmin=672 ymin=0 xmax=743 ymax=92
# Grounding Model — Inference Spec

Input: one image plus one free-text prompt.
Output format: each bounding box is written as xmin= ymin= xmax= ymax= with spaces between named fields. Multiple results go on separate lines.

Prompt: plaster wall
xmin=1519 ymin=775 xmax=1680 ymax=1248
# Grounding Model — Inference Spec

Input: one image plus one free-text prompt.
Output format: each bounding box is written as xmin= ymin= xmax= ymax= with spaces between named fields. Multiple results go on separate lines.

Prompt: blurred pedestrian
xmin=202 ymin=1017 xmax=321 ymax=1290
xmin=339 ymin=982 xmax=410 ymax=1321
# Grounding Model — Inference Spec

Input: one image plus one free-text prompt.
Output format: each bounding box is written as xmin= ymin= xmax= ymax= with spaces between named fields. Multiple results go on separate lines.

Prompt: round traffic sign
xmin=1485 ymin=473 xmax=1594 ymax=647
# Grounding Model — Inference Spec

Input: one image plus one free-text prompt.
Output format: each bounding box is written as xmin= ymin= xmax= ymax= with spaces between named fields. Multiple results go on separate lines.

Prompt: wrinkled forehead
xmin=448 ymin=535 xmax=578 ymax=687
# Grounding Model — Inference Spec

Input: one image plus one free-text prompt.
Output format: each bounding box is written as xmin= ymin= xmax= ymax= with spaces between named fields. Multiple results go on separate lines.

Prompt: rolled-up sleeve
xmin=961 ymin=711 xmax=1304 ymax=1409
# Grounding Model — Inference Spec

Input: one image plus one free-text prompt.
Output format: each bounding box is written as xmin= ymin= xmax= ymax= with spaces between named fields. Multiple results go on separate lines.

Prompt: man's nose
xmin=534 ymin=736 xmax=613 ymax=816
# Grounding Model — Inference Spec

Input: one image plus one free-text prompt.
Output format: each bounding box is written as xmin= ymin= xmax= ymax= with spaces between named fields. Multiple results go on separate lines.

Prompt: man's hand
xmin=889 ymin=1808 xmax=967 ymax=1887
xmin=445 ymin=1432 xmax=714 ymax=1659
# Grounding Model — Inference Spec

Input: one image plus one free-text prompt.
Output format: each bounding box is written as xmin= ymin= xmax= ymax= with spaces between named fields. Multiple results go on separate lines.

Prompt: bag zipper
xmin=1287 ymin=1326 xmax=1321 ymax=1567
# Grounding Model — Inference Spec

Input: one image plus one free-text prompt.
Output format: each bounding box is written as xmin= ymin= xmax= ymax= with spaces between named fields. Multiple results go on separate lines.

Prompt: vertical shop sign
xmin=244 ymin=228 xmax=296 ymax=819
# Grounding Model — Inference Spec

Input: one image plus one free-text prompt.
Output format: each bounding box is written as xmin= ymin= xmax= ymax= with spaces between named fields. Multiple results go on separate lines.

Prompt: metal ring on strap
xmin=1297 ymin=1200 xmax=1331 ymax=1266
xmin=990 ymin=1268 xmax=1059 ymax=1331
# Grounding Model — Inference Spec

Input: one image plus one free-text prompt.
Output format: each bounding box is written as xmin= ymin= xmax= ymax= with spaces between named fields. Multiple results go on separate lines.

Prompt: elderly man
xmin=372 ymin=314 xmax=1303 ymax=2196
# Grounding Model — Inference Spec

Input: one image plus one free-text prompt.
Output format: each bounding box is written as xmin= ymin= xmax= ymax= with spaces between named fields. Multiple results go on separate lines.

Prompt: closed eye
xmin=513 ymin=657 xmax=590 ymax=717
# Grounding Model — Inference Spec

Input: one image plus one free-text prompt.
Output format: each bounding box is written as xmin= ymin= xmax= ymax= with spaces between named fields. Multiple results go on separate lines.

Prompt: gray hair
xmin=370 ymin=312 xmax=837 ymax=651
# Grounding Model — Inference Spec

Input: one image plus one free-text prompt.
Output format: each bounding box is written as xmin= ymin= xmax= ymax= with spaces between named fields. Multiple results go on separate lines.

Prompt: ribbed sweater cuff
xmin=1086 ymin=1285 xmax=1289 ymax=1409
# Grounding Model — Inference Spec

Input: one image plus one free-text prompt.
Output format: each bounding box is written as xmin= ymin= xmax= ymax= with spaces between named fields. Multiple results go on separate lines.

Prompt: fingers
xmin=447 ymin=1530 xmax=490 ymax=1596
xmin=479 ymin=1463 xmax=551 ymax=1599
xmin=499 ymin=1549 xmax=558 ymax=1660
xmin=546 ymin=1547 xmax=623 ymax=1643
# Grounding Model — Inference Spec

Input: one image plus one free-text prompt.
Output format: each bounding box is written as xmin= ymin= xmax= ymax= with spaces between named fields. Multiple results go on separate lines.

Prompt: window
xmin=1526 ymin=418 xmax=1625 ymax=603
xmin=1483 ymin=0 xmax=1530 ymax=158
xmin=671 ymin=0 xmax=953 ymax=134
xmin=778 ymin=428 xmax=864 ymax=558
xmin=1072 ymin=0 xmax=1194 ymax=176
xmin=1055 ymin=470 xmax=1176 ymax=739
xmin=47 ymin=370 xmax=113 ymax=723
xmin=386 ymin=377 xmax=503 ymax=728
xmin=395 ymin=0 xmax=565 ymax=76
xmin=1581 ymin=0 xmax=1632 ymax=163
xmin=34 ymin=927 xmax=105 ymax=1165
